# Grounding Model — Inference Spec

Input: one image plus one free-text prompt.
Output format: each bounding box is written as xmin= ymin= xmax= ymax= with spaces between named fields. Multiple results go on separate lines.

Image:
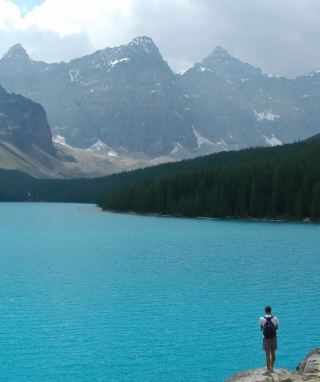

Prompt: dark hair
xmin=265 ymin=306 xmax=272 ymax=314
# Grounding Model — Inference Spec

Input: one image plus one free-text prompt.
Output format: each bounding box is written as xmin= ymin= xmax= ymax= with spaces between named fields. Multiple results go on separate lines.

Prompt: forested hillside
xmin=99 ymin=137 xmax=320 ymax=221
xmin=1 ymin=136 xmax=320 ymax=221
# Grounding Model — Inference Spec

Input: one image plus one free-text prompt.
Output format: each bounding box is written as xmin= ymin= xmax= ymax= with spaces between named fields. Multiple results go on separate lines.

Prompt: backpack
xmin=263 ymin=316 xmax=277 ymax=338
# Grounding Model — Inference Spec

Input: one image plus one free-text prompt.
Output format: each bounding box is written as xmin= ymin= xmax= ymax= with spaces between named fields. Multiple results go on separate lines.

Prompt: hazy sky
xmin=1 ymin=0 xmax=320 ymax=77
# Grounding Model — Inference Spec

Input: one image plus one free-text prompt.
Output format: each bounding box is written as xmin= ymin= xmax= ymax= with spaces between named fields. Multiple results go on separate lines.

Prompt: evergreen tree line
xmin=0 ymin=169 xmax=33 ymax=201
xmin=1 ymin=136 xmax=320 ymax=221
xmin=0 ymin=167 xmax=171 ymax=204
xmin=100 ymin=140 xmax=320 ymax=221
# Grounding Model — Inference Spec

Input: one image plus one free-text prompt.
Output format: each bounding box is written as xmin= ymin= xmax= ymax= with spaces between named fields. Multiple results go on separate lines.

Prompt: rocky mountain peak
xmin=195 ymin=45 xmax=263 ymax=79
xmin=3 ymin=43 xmax=30 ymax=60
xmin=0 ymin=37 xmax=193 ymax=157
xmin=1 ymin=37 xmax=320 ymax=166
xmin=129 ymin=36 xmax=157 ymax=49
xmin=125 ymin=36 xmax=162 ymax=58
xmin=82 ymin=35 xmax=165 ymax=76
xmin=209 ymin=46 xmax=232 ymax=59
xmin=1 ymin=43 xmax=36 ymax=76
xmin=196 ymin=46 xmax=233 ymax=71
xmin=130 ymin=36 xmax=155 ymax=47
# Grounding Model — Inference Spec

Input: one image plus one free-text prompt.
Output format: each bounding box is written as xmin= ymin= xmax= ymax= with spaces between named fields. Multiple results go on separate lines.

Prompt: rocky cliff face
xmin=180 ymin=47 xmax=320 ymax=150
xmin=225 ymin=348 xmax=320 ymax=381
xmin=0 ymin=37 xmax=320 ymax=159
xmin=0 ymin=38 xmax=197 ymax=157
xmin=0 ymin=85 xmax=56 ymax=157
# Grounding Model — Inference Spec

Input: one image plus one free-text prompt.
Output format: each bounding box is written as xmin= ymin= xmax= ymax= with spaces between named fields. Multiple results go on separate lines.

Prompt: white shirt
xmin=259 ymin=314 xmax=279 ymax=328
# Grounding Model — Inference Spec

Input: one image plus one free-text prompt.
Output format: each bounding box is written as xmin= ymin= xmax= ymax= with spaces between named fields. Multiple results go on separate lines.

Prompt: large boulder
xmin=296 ymin=348 xmax=320 ymax=376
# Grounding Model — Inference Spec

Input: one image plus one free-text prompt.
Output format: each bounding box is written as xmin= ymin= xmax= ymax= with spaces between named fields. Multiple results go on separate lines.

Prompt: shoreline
xmin=102 ymin=209 xmax=318 ymax=223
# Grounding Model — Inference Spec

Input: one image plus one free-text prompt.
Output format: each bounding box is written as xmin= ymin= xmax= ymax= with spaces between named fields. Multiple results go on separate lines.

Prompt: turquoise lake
xmin=0 ymin=203 xmax=319 ymax=381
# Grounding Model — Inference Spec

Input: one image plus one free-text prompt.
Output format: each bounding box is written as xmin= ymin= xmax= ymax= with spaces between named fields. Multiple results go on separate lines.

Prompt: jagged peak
xmin=92 ymin=36 xmax=158 ymax=61
xmin=3 ymin=44 xmax=29 ymax=60
xmin=193 ymin=46 xmax=233 ymax=72
xmin=127 ymin=36 xmax=159 ymax=55
xmin=208 ymin=46 xmax=232 ymax=59
xmin=130 ymin=36 xmax=155 ymax=46
xmin=194 ymin=45 xmax=264 ymax=77
xmin=193 ymin=46 xmax=232 ymax=70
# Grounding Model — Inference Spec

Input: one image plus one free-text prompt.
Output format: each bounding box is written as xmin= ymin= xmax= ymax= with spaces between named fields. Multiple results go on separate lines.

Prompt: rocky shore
xmin=225 ymin=348 xmax=320 ymax=381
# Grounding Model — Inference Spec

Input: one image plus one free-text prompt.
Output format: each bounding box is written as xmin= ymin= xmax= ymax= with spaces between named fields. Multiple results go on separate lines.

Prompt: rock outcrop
xmin=225 ymin=348 xmax=320 ymax=381
xmin=0 ymin=85 xmax=57 ymax=157
xmin=296 ymin=348 xmax=320 ymax=376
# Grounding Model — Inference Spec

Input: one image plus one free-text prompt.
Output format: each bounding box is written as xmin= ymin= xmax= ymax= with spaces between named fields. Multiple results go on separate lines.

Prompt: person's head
xmin=265 ymin=306 xmax=272 ymax=314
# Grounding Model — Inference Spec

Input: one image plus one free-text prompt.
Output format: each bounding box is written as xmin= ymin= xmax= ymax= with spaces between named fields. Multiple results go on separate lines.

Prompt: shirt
xmin=259 ymin=314 xmax=279 ymax=331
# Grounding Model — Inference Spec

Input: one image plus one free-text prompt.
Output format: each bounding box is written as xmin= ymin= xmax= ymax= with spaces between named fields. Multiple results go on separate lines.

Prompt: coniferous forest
xmin=1 ymin=135 xmax=320 ymax=221
xmin=99 ymin=137 xmax=320 ymax=221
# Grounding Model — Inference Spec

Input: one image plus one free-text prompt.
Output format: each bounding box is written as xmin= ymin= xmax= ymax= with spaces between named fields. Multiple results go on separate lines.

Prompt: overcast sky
xmin=1 ymin=0 xmax=320 ymax=77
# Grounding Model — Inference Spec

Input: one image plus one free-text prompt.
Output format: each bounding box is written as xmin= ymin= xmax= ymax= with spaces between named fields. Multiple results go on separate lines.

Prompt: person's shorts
xmin=262 ymin=337 xmax=278 ymax=350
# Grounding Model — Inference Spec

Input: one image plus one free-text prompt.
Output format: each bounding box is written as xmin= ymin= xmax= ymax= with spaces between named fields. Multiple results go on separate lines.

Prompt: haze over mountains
xmin=0 ymin=36 xmax=320 ymax=178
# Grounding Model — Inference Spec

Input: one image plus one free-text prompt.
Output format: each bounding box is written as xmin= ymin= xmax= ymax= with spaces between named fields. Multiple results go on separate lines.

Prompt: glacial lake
xmin=0 ymin=203 xmax=319 ymax=381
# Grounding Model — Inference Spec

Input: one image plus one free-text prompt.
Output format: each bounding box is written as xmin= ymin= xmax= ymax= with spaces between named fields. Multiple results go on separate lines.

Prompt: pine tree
xmin=249 ymin=182 xmax=258 ymax=218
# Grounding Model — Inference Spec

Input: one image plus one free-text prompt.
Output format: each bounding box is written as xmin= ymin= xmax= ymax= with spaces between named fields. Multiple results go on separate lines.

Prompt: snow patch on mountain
xmin=171 ymin=142 xmax=184 ymax=154
xmin=110 ymin=58 xmax=130 ymax=66
xmin=199 ymin=67 xmax=212 ymax=73
xmin=254 ymin=109 xmax=279 ymax=121
xmin=192 ymin=127 xmax=216 ymax=148
xmin=262 ymin=134 xmax=283 ymax=146
xmin=53 ymin=135 xmax=73 ymax=148
xmin=266 ymin=73 xmax=284 ymax=78
xmin=69 ymin=69 xmax=80 ymax=82
xmin=86 ymin=140 xmax=119 ymax=157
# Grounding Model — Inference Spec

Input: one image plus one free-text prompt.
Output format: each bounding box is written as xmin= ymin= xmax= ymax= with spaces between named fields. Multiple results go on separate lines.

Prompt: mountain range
xmin=0 ymin=36 xmax=320 ymax=178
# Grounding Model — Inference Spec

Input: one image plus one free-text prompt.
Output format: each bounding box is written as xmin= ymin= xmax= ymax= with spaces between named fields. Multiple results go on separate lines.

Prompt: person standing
xmin=259 ymin=306 xmax=279 ymax=374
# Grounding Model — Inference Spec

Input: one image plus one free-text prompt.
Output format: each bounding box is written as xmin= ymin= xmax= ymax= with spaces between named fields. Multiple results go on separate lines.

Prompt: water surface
xmin=0 ymin=203 xmax=319 ymax=381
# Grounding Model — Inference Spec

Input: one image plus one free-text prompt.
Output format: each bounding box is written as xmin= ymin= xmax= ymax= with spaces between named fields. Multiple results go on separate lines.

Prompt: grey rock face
xmin=1 ymin=38 xmax=320 ymax=158
xmin=296 ymin=348 xmax=320 ymax=375
xmin=0 ymin=38 xmax=197 ymax=157
xmin=0 ymin=85 xmax=56 ymax=157
xmin=180 ymin=46 xmax=320 ymax=150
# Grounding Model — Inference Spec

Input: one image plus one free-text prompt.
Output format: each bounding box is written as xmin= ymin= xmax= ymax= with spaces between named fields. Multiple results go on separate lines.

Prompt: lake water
xmin=0 ymin=203 xmax=319 ymax=381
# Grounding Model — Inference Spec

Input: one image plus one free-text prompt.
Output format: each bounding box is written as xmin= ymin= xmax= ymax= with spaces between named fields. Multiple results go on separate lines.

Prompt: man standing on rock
xmin=259 ymin=306 xmax=279 ymax=374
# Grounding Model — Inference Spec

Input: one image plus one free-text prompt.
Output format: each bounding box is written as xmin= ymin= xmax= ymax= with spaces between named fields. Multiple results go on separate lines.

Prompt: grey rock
xmin=0 ymin=37 xmax=197 ymax=157
xmin=296 ymin=348 xmax=320 ymax=375
xmin=225 ymin=348 xmax=320 ymax=381
xmin=0 ymin=85 xmax=56 ymax=157
xmin=180 ymin=47 xmax=320 ymax=150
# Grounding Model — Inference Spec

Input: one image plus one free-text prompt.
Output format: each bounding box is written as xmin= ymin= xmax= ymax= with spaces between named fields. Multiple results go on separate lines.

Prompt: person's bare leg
xmin=265 ymin=349 xmax=271 ymax=370
xmin=271 ymin=349 xmax=276 ymax=368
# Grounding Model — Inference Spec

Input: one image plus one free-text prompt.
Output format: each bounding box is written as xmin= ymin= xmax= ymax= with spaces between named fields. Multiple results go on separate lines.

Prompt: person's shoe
xmin=270 ymin=367 xmax=274 ymax=373
xmin=262 ymin=369 xmax=271 ymax=376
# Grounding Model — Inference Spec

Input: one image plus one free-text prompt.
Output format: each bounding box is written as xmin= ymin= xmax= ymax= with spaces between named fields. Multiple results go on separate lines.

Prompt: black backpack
xmin=263 ymin=316 xmax=277 ymax=338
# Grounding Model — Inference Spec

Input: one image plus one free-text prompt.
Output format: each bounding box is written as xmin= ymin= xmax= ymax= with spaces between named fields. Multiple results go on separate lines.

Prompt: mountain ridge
xmin=0 ymin=36 xmax=199 ymax=157
xmin=0 ymin=36 xmax=320 ymax=170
